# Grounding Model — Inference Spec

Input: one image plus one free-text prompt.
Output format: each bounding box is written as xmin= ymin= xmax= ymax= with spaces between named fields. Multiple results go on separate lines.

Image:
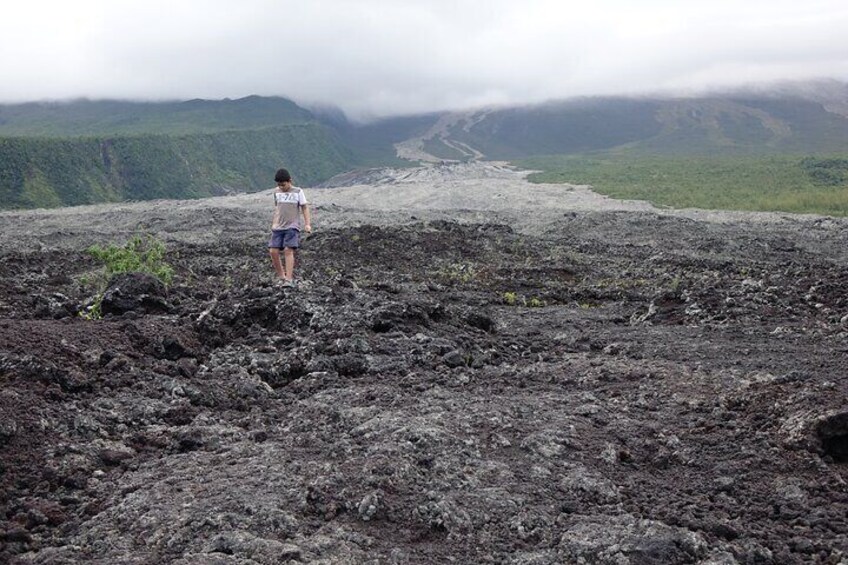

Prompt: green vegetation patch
xmin=518 ymin=153 xmax=848 ymax=217
xmin=0 ymin=123 xmax=354 ymax=210
xmin=501 ymin=291 xmax=546 ymax=307
xmin=79 ymin=234 xmax=174 ymax=319
xmin=21 ymin=169 xmax=63 ymax=208
xmin=87 ymin=234 xmax=174 ymax=285
xmin=800 ymin=157 xmax=848 ymax=186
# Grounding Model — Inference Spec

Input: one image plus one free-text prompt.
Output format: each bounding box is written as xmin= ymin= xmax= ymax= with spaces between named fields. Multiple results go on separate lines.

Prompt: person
xmin=268 ymin=168 xmax=312 ymax=286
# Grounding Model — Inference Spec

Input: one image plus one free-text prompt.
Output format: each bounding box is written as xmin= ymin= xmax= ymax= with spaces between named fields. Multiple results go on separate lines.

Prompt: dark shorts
xmin=268 ymin=228 xmax=300 ymax=249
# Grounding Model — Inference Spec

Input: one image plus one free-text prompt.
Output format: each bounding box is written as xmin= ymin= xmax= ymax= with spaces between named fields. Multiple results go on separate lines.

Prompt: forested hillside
xmin=2 ymin=84 xmax=848 ymax=210
xmin=0 ymin=96 xmax=314 ymax=136
xmin=0 ymin=124 xmax=353 ymax=209
xmin=0 ymin=96 xmax=359 ymax=210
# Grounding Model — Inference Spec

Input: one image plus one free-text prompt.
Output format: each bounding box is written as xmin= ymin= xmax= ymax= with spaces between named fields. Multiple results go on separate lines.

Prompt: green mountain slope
xmin=0 ymin=124 xmax=353 ymax=209
xmin=0 ymin=96 xmax=314 ymax=136
xmin=451 ymin=99 xmax=665 ymax=158
xmin=443 ymin=97 xmax=848 ymax=158
xmin=343 ymin=85 xmax=848 ymax=162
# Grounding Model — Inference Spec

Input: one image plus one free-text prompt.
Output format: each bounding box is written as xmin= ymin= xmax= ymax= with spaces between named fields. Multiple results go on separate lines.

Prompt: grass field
xmin=517 ymin=154 xmax=848 ymax=217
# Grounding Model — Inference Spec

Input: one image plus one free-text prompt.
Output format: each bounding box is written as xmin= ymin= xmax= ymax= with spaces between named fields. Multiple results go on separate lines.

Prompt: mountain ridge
xmin=0 ymin=95 xmax=314 ymax=137
xmin=373 ymin=86 xmax=848 ymax=162
xmin=1 ymin=81 xmax=847 ymax=209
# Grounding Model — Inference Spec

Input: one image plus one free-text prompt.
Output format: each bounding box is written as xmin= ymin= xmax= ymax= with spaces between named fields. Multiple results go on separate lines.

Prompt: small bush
xmin=527 ymin=297 xmax=546 ymax=308
xmin=502 ymin=292 xmax=546 ymax=307
xmin=79 ymin=295 xmax=103 ymax=320
xmin=79 ymin=234 xmax=173 ymax=320
xmin=438 ymin=263 xmax=477 ymax=284
xmin=87 ymin=234 xmax=174 ymax=285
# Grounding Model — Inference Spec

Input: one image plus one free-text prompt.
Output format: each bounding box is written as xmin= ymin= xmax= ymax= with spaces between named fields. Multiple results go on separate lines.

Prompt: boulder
xmin=100 ymin=273 xmax=171 ymax=315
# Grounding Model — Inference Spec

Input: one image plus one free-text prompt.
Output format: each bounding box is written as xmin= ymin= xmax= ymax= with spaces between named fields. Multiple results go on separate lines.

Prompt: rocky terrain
xmin=1 ymin=162 xmax=847 ymax=564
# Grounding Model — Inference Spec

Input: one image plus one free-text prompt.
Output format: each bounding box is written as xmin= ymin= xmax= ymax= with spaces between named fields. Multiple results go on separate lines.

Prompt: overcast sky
xmin=1 ymin=0 xmax=847 ymax=120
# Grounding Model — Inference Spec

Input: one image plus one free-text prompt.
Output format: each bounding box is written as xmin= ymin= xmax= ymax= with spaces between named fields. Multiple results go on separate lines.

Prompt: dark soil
xmin=1 ymin=207 xmax=847 ymax=563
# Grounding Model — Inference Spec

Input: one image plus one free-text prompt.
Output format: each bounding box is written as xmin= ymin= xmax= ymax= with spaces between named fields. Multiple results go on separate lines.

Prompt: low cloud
xmin=1 ymin=0 xmax=847 ymax=119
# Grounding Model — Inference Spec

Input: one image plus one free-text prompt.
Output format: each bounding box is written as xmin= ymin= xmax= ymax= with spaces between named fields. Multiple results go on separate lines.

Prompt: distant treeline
xmin=0 ymin=124 xmax=353 ymax=209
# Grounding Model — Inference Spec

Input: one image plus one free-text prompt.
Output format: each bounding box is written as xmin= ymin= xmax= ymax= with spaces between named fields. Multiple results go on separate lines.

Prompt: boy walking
xmin=269 ymin=168 xmax=312 ymax=286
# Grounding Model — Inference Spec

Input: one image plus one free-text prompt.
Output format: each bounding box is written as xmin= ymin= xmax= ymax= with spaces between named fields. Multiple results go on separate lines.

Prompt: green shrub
xmin=438 ymin=263 xmax=477 ymax=284
xmin=78 ymin=295 xmax=103 ymax=320
xmin=79 ymin=234 xmax=174 ymax=320
xmin=800 ymin=156 xmax=848 ymax=186
xmin=501 ymin=292 xmax=546 ymax=307
xmin=87 ymin=234 xmax=174 ymax=284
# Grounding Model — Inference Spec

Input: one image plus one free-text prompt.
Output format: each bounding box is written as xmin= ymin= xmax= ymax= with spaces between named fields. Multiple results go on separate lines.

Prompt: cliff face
xmin=1 ymin=164 xmax=847 ymax=563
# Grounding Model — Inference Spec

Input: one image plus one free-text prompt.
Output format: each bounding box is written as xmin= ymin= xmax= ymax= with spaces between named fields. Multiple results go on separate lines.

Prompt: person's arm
xmin=302 ymin=204 xmax=312 ymax=233
xmin=299 ymin=190 xmax=312 ymax=233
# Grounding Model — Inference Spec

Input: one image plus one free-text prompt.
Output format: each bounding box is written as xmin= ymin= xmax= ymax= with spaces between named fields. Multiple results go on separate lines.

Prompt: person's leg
xmin=269 ymin=248 xmax=286 ymax=279
xmin=283 ymin=247 xmax=295 ymax=281
xmin=281 ymin=229 xmax=301 ymax=281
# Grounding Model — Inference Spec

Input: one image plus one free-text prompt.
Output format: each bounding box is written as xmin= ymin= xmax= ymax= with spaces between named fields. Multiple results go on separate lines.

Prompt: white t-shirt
xmin=271 ymin=187 xmax=308 ymax=230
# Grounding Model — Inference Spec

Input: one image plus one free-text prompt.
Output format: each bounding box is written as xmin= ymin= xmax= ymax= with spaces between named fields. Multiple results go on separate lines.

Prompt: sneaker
xmin=275 ymin=279 xmax=295 ymax=288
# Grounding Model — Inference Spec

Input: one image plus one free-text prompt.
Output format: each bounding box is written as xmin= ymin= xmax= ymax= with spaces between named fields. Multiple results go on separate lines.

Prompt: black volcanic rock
xmin=100 ymin=272 xmax=171 ymax=315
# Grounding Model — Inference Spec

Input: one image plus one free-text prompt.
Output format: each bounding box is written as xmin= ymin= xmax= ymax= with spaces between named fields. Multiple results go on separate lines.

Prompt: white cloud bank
xmin=1 ymin=0 xmax=846 ymax=119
